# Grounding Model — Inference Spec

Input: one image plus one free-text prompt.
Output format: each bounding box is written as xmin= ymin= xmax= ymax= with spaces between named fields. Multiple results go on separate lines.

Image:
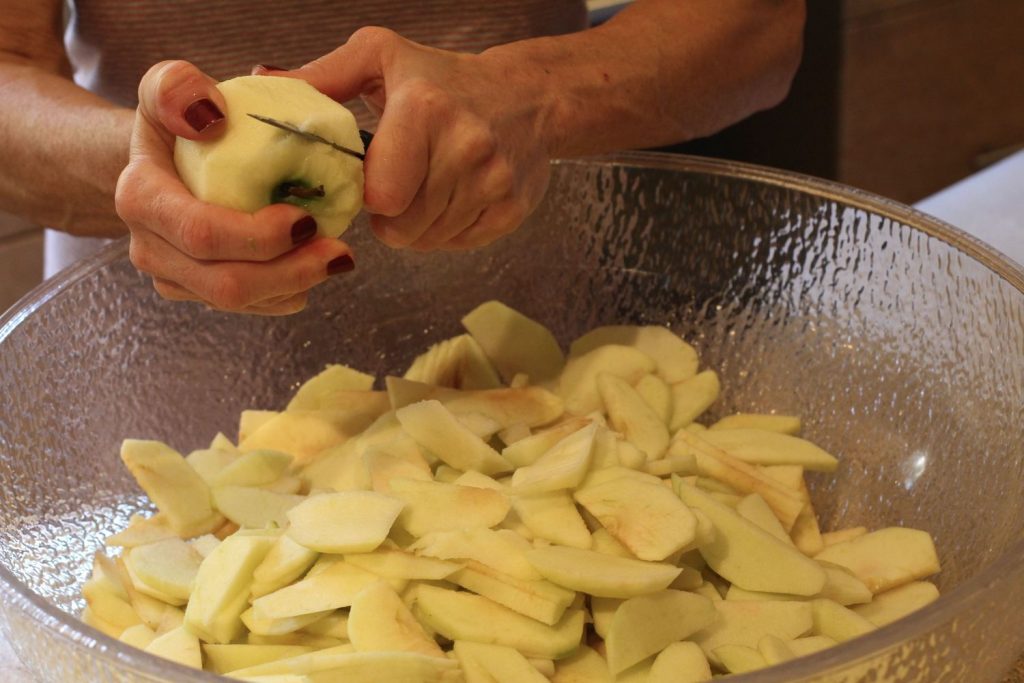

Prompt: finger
xmin=287 ymin=27 xmax=400 ymax=103
xmin=237 ymin=292 xmax=310 ymax=316
xmin=440 ymin=200 xmax=529 ymax=252
xmin=152 ymin=277 xmax=200 ymax=302
xmin=129 ymin=228 xmax=354 ymax=311
xmin=116 ymin=156 xmax=322 ymax=262
xmin=136 ymin=60 xmax=228 ymax=143
xmin=368 ymin=153 xmax=455 ymax=249
xmin=409 ymin=154 xmax=512 ymax=251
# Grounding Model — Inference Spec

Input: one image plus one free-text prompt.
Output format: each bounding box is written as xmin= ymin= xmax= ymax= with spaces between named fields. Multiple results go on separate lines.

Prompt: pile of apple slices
xmin=80 ymin=301 xmax=943 ymax=682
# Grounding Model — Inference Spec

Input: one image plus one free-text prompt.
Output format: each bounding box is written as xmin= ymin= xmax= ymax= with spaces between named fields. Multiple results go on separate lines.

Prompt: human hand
xmin=265 ymin=27 xmax=558 ymax=251
xmin=115 ymin=60 xmax=356 ymax=316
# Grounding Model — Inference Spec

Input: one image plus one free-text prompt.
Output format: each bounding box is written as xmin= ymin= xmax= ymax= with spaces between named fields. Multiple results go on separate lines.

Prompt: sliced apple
xmin=252 ymin=560 xmax=379 ymax=620
xmin=810 ymin=598 xmax=876 ymax=642
xmin=404 ymin=334 xmax=503 ymax=390
xmin=105 ymin=513 xmax=178 ymax=549
xmin=461 ymin=300 xmax=565 ymax=384
xmin=821 ymin=526 xmax=869 ymax=547
xmin=227 ymin=648 xmax=459 ymax=681
xmin=145 ymin=625 xmax=201 ymax=669
xmin=674 ymin=481 xmax=826 ymax=596
xmin=710 ymin=413 xmax=801 ymax=435
xmin=444 ymin=386 xmax=564 ymax=429
xmin=203 ymin=644 xmax=314 ymax=675
xmin=450 ymin=559 xmax=576 ymax=625
xmin=672 ymin=429 xmax=805 ymax=530
xmin=605 ymin=589 xmax=716 ymax=673
xmin=788 ymin=635 xmax=838 ymax=657
xmin=735 ymin=493 xmax=793 ymax=544
xmin=126 ymin=537 xmax=202 ymax=604
xmin=363 ymin=446 xmax=432 ymax=493
xmin=597 ymin=373 xmax=669 ymax=460
xmin=302 ymin=611 xmax=349 ymax=639
xmin=712 ymin=644 xmax=766 ymax=674
xmin=669 ymin=370 xmax=720 ymax=430
xmin=300 ymin=439 xmax=371 ymax=493
xmin=569 ymin=325 xmax=698 ymax=384
xmin=213 ymin=486 xmax=304 ymax=529
xmin=389 ymin=478 xmax=509 ymax=537
xmin=119 ymin=623 xmax=157 ymax=650
xmin=240 ymin=410 xmax=374 ymax=467
xmin=250 ymin=534 xmax=319 ymax=599
xmin=348 ymin=581 xmax=444 ymax=657
xmin=120 ymin=439 xmax=223 ymax=537
xmin=503 ymin=418 xmax=593 ymax=468
xmin=550 ymin=645 xmax=611 ymax=683
xmin=524 ymin=546 xmax=680 ymax=598
xmin=699 ymin=428 xmax=839 ymax=472
xmin=559 ymin=345 xmax=656 ymax=415
xmin=396 ymin=400 xmax=513 ymax=476
xmin=814 ymin=527 xmax=940 ymax=593
xmin=409 ymin=528 xmax=541 ymax=581
xmin=692 ymin=600 xmax=813 ymax=660
xmin=634 ymin=373 xmax=673 ymax=426
xmin=186 ymin=447 xmax=239 ymax=486
xmin=286 ymin=491 xmax=404 ymax=553
xmin=454 ymin=640 xmax=549 ymax=683
xmin=286 ymin=364 xmax=376 ymax=410
xmin=344 ymin=546 xmax=461 ymax=581
xmin=510 ymin=492 xmax=592 ymax=549
xmin=648 ymin=642 xmax=711 ymax=683
xmin=184 ymin=531 xmax=277 ymax=643
xmin=241 ymin=607 xmax=332 ymax=637
xmin=574 ymin=476 xmax=696 ymax=561
xmin=412 ymin=584 xmax=584 ymax=660
xmin=510 ymin=423 xmax=596 ymax=494
xmin=852 ymin=581 xmax=939 ymax=626
xmin=213 ymin=449 xmax=293 ymax=488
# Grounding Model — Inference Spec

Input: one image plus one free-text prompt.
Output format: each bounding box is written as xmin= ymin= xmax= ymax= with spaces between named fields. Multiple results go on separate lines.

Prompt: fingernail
xmin=183 ymin=98 xmax=224 ymax=133
xmin=327 ymin=254 xmax=355 ymax=276
xmin=291 ymin=216 xmax=318 ymax=244
xmin=253 ymin=64 xmax=287 ymax=74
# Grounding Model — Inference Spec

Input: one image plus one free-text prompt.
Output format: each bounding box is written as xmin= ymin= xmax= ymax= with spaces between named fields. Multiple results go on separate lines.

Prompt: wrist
xmin=478 ymin=39 xmax=573 ymax=159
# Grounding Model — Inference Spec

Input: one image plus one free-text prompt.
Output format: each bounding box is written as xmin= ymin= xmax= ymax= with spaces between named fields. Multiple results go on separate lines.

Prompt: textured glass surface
xmin=0 ymin=153 xmax=1021 ymax=682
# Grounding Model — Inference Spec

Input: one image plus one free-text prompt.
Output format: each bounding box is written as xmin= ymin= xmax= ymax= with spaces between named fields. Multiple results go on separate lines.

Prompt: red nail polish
xmin=291 ymin=216 xmax=317 ymax=244
xmin=327 ymin=254 xmax=355 ymax=276
xmin=183 ymin=98 xmax=224 ymax=133
xmin=253 ymin=64 xmax=287 ymax=74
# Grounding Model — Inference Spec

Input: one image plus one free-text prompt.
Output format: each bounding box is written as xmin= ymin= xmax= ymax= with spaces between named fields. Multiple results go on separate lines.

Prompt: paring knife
xmin=248 ymin=113 xmax=373 ymax=161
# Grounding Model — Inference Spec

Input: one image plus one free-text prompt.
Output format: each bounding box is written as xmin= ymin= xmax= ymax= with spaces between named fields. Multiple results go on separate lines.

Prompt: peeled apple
xmin=174 ymin=75 xmax=364 ymax=237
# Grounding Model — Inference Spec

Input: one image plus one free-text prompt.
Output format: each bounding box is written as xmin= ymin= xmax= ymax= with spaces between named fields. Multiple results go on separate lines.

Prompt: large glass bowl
xmin=0 ymin=153 xmax=1021 ymax=682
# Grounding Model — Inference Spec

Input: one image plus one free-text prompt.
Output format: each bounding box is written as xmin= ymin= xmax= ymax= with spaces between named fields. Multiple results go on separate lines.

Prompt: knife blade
xmin=247 ymin=113 xmax=370 ymax=161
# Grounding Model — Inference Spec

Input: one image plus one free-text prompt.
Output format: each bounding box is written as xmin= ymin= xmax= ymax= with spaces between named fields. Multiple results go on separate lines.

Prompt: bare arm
xmin=114 ymin=1 xmax=805 ymax=313
xmin=487 ymin=0 xmax=806 ymax=156
xmin=0 ymin=0 xmax=133 ymax=236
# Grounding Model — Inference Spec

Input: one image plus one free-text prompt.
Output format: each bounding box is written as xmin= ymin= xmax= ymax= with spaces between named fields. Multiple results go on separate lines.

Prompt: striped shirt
xmin=65 ymin=0 xmax=588 ymax=123
xmin=46 ymin=0 xmax=588 ymax=276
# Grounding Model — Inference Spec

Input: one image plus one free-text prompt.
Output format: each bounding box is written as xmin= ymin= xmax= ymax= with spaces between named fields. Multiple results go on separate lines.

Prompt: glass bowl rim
xmin=0 ymin=151 xmax=1021 ymax=681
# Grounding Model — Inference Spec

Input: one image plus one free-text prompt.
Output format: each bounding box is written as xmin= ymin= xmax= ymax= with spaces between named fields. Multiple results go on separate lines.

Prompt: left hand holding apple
xmin=115 ymin=60 xmax=357 ymax=316
xmin=274 ymin=27 xmax=559 ymax=252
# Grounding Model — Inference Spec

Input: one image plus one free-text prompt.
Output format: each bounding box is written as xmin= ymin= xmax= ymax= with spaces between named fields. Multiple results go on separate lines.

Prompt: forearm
xmin=0 ymin=64 xmax=134 ymax=236
xmin=483 ymin=0 xmax=805 ymax=157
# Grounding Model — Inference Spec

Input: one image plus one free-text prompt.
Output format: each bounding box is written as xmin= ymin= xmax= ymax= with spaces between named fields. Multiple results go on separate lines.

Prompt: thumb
xmin=137 ymin=60 xmax=227 ymax=142
xmin=285 ymin=27 xmax=401 ymax=104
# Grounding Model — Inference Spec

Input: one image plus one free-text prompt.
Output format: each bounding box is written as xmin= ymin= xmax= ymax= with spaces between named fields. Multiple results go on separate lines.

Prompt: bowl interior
xmin=0 ymin=154 xmax=1022 ymax=680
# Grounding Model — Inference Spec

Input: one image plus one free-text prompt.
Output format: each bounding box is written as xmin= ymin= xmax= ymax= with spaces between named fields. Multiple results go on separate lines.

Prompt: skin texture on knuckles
xmin=173 ymin=76 xmax=364 ymax=238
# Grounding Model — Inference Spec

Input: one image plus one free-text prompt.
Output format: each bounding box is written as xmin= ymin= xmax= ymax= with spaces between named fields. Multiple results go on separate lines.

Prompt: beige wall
xmin=0 ymin=212 xmax=43 ymax=313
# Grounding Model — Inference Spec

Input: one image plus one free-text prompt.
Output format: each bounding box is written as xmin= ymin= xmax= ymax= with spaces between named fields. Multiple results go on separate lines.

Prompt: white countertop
xmin=1 ymin=153 xmax=1021 ymax=680
xmin=914 ymin=149 xmax=1023 ymax=267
